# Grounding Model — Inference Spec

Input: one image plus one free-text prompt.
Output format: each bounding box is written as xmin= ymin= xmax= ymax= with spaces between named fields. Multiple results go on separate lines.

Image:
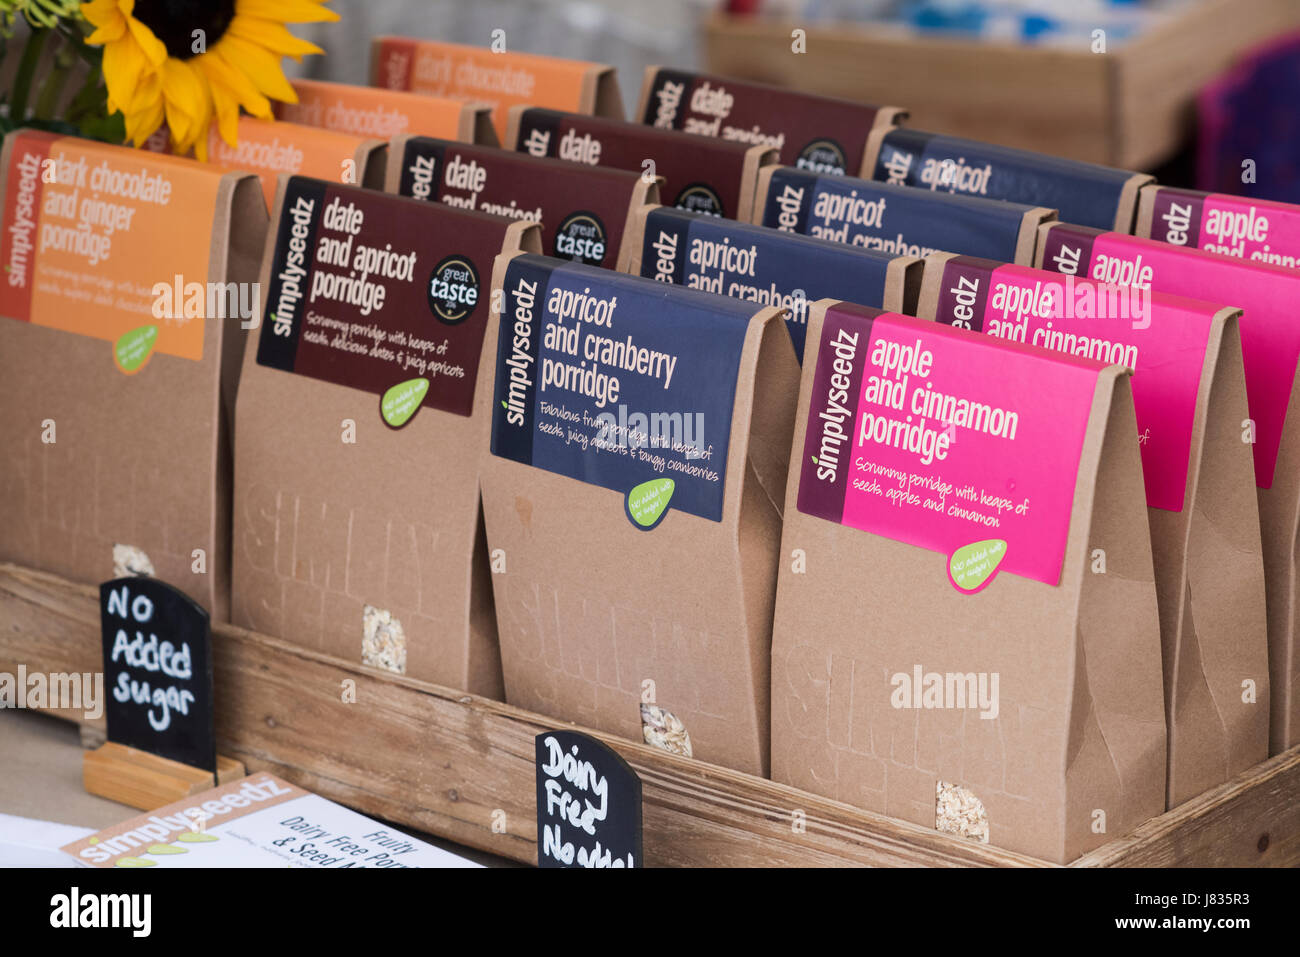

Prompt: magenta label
xmin=798 ymin=305 xmax=1100 ymax=589
xmin=1040 ymin=224 xmax=1300 ymax=489
xmin=1151 ymin=187 xmax=1300 ymax=269
xmin=935 ymin=258 xmax=1215 ymax=512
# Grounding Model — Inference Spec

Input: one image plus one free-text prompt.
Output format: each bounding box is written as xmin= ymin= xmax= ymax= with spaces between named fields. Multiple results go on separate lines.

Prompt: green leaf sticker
xmin=114 ymin=856 xmax=157 ymax=868
xmin=146 ymin=843 xmax=188 ymax=855
xmin=626 ymin=478 xmax=675 ymax=530
xmin=176 ymin=831 xmax=218 ymax=843
xmin=948 ymin=539 xmax=1008 ymax=594
xmin=113 ymin=324 xmax=158 ymax=375
xmin=380 ymin=377 xmax=429 ymax=429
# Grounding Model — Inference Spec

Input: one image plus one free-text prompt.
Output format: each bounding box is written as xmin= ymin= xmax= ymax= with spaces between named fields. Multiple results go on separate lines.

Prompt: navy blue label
xmin=639 ymin=207 xmax=893 ymax=362
xmin=761 ymin=166 xmax=1031 ymax=263
xmin=874 ymin=128 xmax=1133 ymax=231
xmin=490 ymin=255 xmax=752 ymax=524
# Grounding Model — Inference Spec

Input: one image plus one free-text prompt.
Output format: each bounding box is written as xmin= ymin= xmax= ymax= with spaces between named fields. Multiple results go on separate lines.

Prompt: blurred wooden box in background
xmin=704 ymin=0 xmax=1300 ymax=170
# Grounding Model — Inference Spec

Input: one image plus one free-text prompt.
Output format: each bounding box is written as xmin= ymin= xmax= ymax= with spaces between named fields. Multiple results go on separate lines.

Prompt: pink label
xmin=1059 ymin=229 xmax=1300 ymax=489
xmin=1154 ymin=188 xmax=1300 ymax=269
xmin=936 ymin=259 xmax=1216 ymax=511
xmin=799 ymin=306 xmax=1100 ymax=589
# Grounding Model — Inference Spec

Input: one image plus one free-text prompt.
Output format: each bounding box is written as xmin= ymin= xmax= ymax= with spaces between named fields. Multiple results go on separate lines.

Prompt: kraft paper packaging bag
xmin=918 ymin=254 xmax=1270 ymax=806
xmin=279 ymin=78 xmax=497 ymax=146
xmin=0 ymin=130 xmax=267 ymax=620
xmin=234 ymin=175 xmax=540 ymax=695
xmin=478 ymin=253 xmax=800 ymax=776
xmin=620 ymin=204 xmax=921 ymax=362
xmin=386 ymin=135 xmax=659 ymax=270
xmin=771 ymin=301 xmax=1166 ymax=863
xmin=1137 ymin=185 xmax=1300 ymax=269
xmin=197 ymin=116 xmax=386 ymax=211
xmin=754 ymin=165 xmax=1054 ymax=264
xmin=371 ymin=37 xmax=623 ymax=142
xmin=1036 ymin=222 xmax=1300 ymax=753
xmin=863 ymin=127 xmax=1152 ymax=230
xmin=507 ymin=107 xmax=776 ymax=222
xmin=637 ymin=66 xmax=905 ymax=176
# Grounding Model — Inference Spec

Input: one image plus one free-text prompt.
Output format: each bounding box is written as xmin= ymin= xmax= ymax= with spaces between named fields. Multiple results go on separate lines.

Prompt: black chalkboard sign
xmin=100 ymin=577 xmax=215 ymax=774
xmin=535 ymin=730 xmax=642 ymax=868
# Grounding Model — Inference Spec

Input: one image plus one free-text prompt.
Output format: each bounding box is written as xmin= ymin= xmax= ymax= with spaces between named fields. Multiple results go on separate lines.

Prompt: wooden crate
xmin=703 ymin=0 xmax=1300 ymax=170
xmin=1 ymin=561 xmax=1296 ymax=867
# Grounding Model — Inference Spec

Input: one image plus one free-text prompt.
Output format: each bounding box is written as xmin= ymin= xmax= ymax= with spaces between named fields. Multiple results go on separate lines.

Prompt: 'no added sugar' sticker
xmin=626 ymin=478 xmax=675 ymax=531
xmin=380 ymin=377 xmax=430 ymax=428
xmin=948 ymin=539 xmax=1007 ymax=594
xmin=113 ymin=325 xmax=158 ymax=375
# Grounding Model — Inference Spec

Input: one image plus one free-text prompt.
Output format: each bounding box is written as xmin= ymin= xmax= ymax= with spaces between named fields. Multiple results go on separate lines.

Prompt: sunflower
xmin=81 ymin=0 xmax=336 ymax=160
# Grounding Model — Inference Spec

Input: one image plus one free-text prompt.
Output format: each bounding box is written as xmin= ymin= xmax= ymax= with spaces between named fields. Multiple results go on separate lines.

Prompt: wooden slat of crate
xmin=1 ymin=562 xmax=1295 ymax=867
xmin=703 ymin=0 xmax=1300 ymax=170
xmin=703 ymin=16 xmax=1114 ymax=164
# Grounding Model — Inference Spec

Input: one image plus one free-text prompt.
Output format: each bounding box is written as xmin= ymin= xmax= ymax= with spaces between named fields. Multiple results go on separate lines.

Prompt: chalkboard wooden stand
xmin=83 ymin=742 xmax=245 ymax=811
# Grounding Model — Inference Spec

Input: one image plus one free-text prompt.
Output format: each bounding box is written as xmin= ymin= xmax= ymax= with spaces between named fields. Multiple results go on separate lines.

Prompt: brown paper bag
xmin=0 ymin=130 xmax=267 ymax=620
xmin=918 ymin=253 xmax=1270 ymax=807
xmin=476 ymin=252 xmax=800 ymax=776
xmin=1035 ymin=221 xmax=1300 ymax=754
xmin=386 ymin=134 xmax=658 ymax=271
xmin=233 ymin=175 xmax=540 ymax=695
xmin=771 ymin=299 xmax=1166 ymax=863
xmin=506 ymin=107 xmax=776 ymax=223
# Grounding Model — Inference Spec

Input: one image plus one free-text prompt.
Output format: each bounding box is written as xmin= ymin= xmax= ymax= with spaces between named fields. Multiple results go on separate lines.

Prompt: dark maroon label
xmin=934 ymin=256 xmax=994 ymax=332
xmin=641 ymin=67 xmax=876 ymax=176
xmin=257 ymin=176 xmax=514 ymax=419
xmin=515 ymin=107 xmax=756 ymax=219
xmin=1039 ymin=223 xmax=1102 ymax=278
xmin=397 ymin=137 xmax=643 ymax=268
xmin=1146 ymin=186 xmax=1207 ymax=248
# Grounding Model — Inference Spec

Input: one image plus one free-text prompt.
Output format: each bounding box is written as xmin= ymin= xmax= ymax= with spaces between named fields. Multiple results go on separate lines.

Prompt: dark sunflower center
xmin=132 ymin=0 xmax=237 ymax=60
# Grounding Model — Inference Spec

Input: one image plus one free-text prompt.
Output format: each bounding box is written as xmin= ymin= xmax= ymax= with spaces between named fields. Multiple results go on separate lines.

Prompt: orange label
xmin=373 ymin=37 xmax=597 ymax=141
xmin=0 ymin=130 xmax=220 ymax=362
xmin=205 ymin=116 xmax=372 ymax=210
xmin=280 ymin=78 xmax=470 ymax=140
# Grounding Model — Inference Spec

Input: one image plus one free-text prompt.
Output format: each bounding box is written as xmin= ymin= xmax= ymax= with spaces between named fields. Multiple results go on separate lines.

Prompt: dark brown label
xmin=257 ymin=176 xmax=513 ymax=421
xmin=397 ymin=137 xmax=642 ymax=268
xmin=641 ymin=68 xmax=873 ymax=175
xmin=516 ymin=108 xmax=753 ymax=219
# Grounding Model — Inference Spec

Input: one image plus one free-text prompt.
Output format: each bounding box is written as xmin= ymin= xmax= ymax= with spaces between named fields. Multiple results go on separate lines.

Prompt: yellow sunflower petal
xmin=235 ymin=0 xmax=339 ymax=24
xmin=122 ymin=95 xmax=165 ymax=146
xmin=101 ymin=35 xmax=158 ymax=114
xmin=125 ymin=15 xmax=168 ymax=67
xmin=227 ymin=16 xmax=323 ymax=60
xmin=196 ymin=48 xmax=271 ymax=121
xmin=214 ymin=35 xmax=296 ymax=102
xmin=80 ymin=0 xmax=126 ymax=33
xmin=162 ymin=59 xmax=208 ymax=149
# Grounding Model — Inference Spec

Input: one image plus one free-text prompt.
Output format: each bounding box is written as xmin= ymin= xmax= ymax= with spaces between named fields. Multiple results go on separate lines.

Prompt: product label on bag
xmin=200 ymin=116 xmax=373 ymax=210
xmin=1146 ymin=185 xmax=1300 ymax=269
xmin=761 ymin=166 xmax=1029 ymax=262
xmin=280 ymin=78 xmax=471 ymax=140
xmin=874 ymin=127 xmax=1134 ymax=230
xmin=396 ymin=137 xmax=639 ymax=267
xmin=1040 ymin=222 xmax=1300 ymax=489
xmin=0 ymin=130 xmax=219 ymax=367
xmin=799 ymin=305 xmax=1100 ymax=591
xmin=491 ymin=255 xmax=752 ymax=527
xmin=373 ymin=37 xmax=600 ymax=140
xmin=257 ymin=176 xmax=509 ymax=423
xmin=640 ymin=205 xmax=894 ymax=361
xmin=934 ymin=257 xmax=1215 ymax=512
xmin=642 ymin=67 xmax=879 ymax=175
xmin=516 ymin=108 xmax=752 ymax=218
